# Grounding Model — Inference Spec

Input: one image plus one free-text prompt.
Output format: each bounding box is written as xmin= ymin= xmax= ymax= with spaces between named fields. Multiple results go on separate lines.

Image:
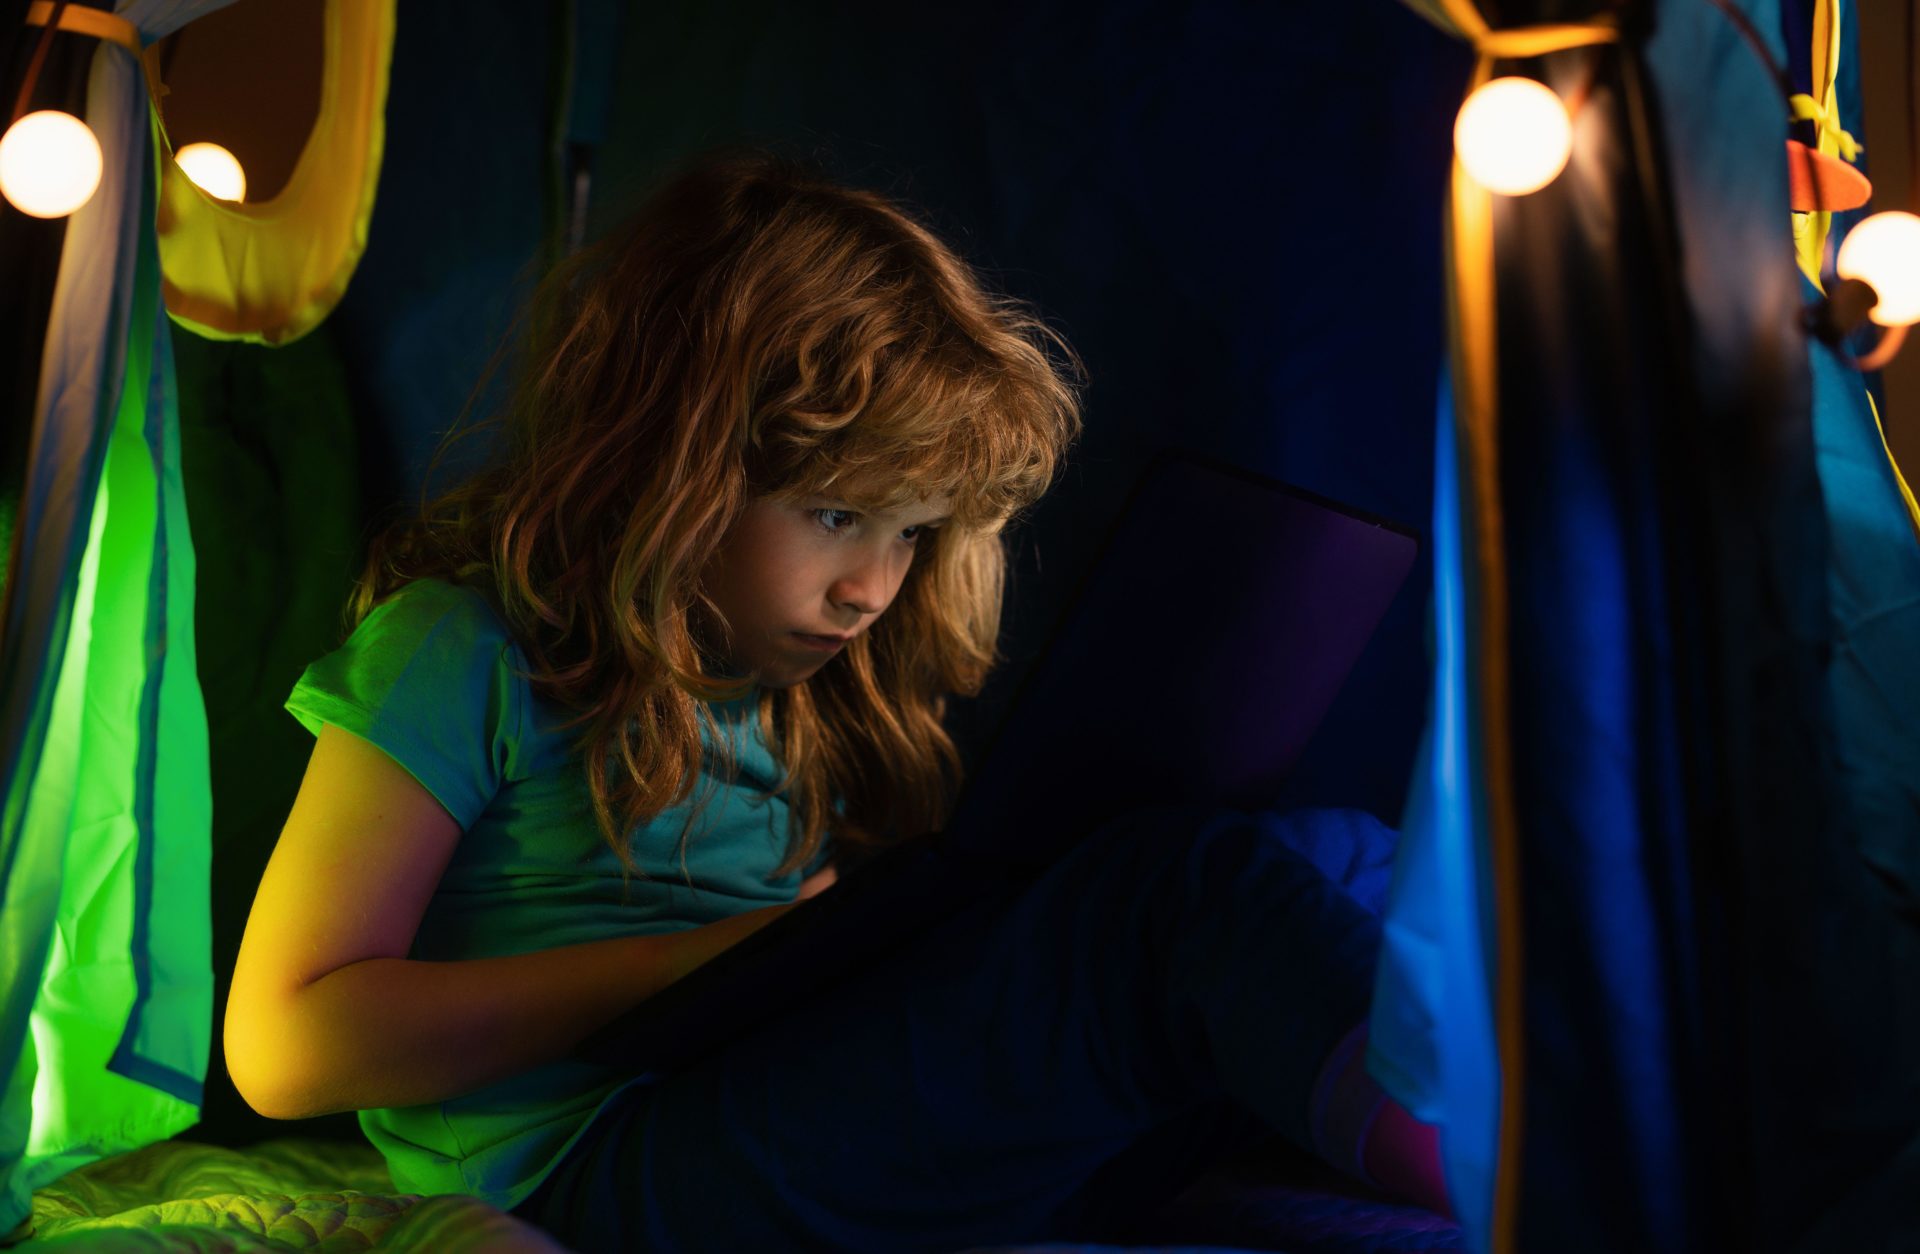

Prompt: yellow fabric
xmin=1793 ymin=212 xmax=1824 ymax=289
xmin=1442 ymin=92 xmax=1526 ymax=1254
xmin=1811 ymin=0 xmax=1835 ymax=137
xmin=1445 ymin=123 xmax=1526 ymax=1254
xmin=1424 ymin=7 xmax=1621 ymax=1252
xmin=1793 ymin=0 xmax=1847 ymax=282
xmin=154 ymin=0 xmax=395 ymax=347
xmin=1474 ymin=20 xmax=1619 ymax=57
xmin=23 ymin=2 xmax=140 ymax=56
xmin=1427 ymin=0 xmax=1619 ymax=55
xmin=1868 ymin=393 xmax=1920 ymax=544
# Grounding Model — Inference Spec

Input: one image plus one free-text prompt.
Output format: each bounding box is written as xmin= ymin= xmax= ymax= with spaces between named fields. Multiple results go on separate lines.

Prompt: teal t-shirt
xmin=284 ymin=577 xmax=804 ymax=1209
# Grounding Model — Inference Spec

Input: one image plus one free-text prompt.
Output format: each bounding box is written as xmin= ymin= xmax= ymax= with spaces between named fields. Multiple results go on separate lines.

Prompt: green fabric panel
xmin=4 ymin=8 xmax=238 ymax=1232
xmin=4 ymin=425 xmax=113 ymax=1225
xmin=110 ymin=271 xmax=213 ymax=1103
xmin=4 ymin=176 xmax=210 ymax=1232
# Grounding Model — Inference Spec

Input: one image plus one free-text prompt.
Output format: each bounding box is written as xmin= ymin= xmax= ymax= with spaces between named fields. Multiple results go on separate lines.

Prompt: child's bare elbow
xmin=231 ymin=1076 xmax=305 ymax=1121
xmin=224 ymin=1001 xmax=318 ymax=1121
xmin=225 ymin=1053 xmax=309 ymax=1121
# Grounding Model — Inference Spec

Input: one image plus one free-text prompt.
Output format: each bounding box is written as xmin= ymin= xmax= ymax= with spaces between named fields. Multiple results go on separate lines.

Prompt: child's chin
xmin=755 ymin=659 xmax=829 ymax=689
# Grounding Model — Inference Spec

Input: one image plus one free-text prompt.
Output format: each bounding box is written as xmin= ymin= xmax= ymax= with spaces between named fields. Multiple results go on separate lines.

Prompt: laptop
xmin=576 ymin=450 xmax=1419 ymax=1072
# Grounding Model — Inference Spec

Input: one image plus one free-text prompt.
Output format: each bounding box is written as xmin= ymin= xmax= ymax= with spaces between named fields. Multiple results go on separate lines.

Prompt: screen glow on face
xmin=700 ymin=491 xmax=953 ymax=687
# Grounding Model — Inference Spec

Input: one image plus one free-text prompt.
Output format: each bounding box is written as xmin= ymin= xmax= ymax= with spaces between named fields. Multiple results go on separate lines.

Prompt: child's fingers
xmin=669 ymin=902 xmax=795 ymax=984
xmin=797 ymin=865 xmax=839 ymax=900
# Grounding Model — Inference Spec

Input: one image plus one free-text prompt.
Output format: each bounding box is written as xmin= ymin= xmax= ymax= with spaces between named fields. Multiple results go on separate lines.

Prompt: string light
xmin=1453 ymin=76 xmax=1573 ymax=196
xmin=174 ymin=141 xmax=246 ymax=203
xmin=0 ymin=108 xmax=101 ymax=218
xmin=1837 ymin=212 xmax=1920 ymax=327
xmin=3 ymin=0 xmax=111 ymax=220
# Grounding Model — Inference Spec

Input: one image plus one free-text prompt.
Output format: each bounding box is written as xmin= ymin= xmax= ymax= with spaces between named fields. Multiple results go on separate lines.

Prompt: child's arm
xmin=225 ymin=724 xmax=791 ymax=1121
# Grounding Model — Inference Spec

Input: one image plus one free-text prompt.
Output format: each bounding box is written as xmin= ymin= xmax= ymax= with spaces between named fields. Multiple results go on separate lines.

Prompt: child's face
xmin=701 ymin=488 xmax=953 ymax=688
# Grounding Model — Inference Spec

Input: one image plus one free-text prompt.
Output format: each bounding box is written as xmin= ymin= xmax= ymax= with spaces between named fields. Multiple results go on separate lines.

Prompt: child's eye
xmin=812 ymin=508 xmax=936 ymax=545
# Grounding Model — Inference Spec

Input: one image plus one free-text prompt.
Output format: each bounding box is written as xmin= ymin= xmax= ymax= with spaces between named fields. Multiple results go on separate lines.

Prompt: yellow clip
xmin=1790 ymin=93 xmax=1863 ymax=163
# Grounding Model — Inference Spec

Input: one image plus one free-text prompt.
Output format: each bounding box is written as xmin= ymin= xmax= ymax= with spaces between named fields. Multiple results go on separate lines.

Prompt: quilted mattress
xmin=17 ymin=1137 xmax=561 ymax=1252
xmin=12 ymin=1133 xmax=1460 ymax=1253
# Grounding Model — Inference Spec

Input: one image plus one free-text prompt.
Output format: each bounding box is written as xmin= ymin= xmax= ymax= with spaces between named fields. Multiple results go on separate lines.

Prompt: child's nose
xmin=831 ymin=553 xmax=895 ymax=615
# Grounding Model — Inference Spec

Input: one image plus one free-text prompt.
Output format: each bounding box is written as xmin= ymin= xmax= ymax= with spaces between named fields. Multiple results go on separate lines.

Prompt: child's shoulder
xmin=295 ymin=577 xmax=526 ymax=736
xmin=292 ymin=577 xmax=535 ymax=823
xmin=332 ymin=577 xmax=528 ymax=689
xmin=363 ymin=577 xmax=514 ymax=647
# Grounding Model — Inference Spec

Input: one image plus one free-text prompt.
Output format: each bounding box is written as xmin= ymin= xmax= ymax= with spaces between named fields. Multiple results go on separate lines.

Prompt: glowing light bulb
xmin=1837 ymin=211 xmax=1920 ymax=326
xmin=1453 ymin=77 xmax=1573 ymax=196
xmin=0 ymin=109 xmax=103 ymax=218
xmin=174 ymin=142 xmax=246 ymax=203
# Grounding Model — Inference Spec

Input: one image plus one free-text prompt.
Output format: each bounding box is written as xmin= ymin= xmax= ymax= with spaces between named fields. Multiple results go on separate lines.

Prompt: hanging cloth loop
xmin=22 ymin=1 xmax=171 ymax=121
xmin=22 ymin=2 xmax=142 ymax=56
xmin=1405 ymin=0 xmax=1621 ymax=61
xmin=1471 ymin=17 xmax=1620 ymax=60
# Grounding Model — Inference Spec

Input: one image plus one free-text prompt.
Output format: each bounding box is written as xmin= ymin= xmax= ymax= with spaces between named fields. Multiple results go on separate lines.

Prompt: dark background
xmin=135 ymin=0 xmax=1463 ymax=1145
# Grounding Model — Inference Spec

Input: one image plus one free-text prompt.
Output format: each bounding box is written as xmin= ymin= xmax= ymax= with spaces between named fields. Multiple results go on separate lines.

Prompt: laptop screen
xmin=945 ymin=452 xmax=1419 ymax=873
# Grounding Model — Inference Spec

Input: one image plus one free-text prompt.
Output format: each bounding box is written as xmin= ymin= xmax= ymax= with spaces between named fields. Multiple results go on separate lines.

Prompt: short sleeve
xmin=286 ymin=579 xmax=524 ymax=829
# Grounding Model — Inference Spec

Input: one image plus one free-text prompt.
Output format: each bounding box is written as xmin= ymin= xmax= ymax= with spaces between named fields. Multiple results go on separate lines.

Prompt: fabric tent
xmin=0 ymin=0 xmax=390 ymax=1238
xmin=1 ymin=0 xmax=1917 ymax=1249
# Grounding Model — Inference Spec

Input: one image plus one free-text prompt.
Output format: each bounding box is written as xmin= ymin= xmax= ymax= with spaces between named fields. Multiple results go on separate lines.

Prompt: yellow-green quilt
xmin=16 ymin=1138 xmax=566 ymax=1252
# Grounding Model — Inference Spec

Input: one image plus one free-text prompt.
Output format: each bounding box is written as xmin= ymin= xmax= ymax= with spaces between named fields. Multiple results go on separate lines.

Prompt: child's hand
xmin=666 ymin=901 xmax=796 ymax=984
xmin=797 ymin=864 xmax=839 ymax=900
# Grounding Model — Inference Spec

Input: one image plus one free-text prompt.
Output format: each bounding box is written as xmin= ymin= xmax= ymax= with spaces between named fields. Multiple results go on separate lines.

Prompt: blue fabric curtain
xmin=1368 ymin=374 xmax=1502 ymax=1247
xmin=1769 ymin=281 xmax=1920 ymax=1247
xmin=1371 ymin=0 xmax=1823 ymax=1249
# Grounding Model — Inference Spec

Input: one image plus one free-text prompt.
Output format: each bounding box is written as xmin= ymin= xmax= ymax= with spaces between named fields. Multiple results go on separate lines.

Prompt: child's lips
xmin=792 ymin=632 xmax=850 ymax=651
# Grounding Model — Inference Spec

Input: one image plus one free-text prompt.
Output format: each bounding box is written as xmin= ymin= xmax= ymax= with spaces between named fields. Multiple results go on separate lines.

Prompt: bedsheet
xmin=11 ymin=1133 xmax=1459 ymax=1253
xmin=15 ymin=1137 xmax=562 ymax=1252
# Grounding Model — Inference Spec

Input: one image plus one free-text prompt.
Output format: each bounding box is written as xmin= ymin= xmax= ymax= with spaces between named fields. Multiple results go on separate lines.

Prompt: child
xmin=225 ymin=149 xmax=1444 ymax=1251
